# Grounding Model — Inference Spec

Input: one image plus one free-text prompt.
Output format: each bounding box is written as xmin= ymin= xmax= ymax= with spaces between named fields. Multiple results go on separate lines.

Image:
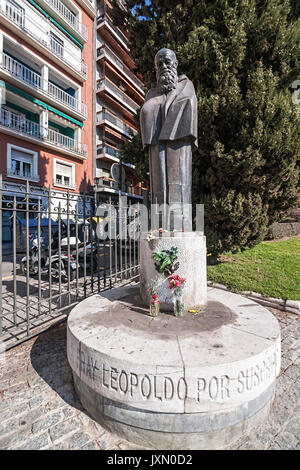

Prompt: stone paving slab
xmin=0 ymin=305 xmax=299 ymax=450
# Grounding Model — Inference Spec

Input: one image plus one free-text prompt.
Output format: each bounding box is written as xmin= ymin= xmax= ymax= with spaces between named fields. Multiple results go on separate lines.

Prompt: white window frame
xmin=7 ymin=144 xmax=39 ymax=182
xmin=53 ymin=158 xmax=76 ymax=189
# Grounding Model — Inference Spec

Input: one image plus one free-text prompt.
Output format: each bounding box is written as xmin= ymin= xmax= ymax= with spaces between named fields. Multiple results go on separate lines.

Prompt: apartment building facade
xmin=0 ymin=0 xmax=96 ymax=245
xmin=94 ymin=0 xmax=147 ymax=206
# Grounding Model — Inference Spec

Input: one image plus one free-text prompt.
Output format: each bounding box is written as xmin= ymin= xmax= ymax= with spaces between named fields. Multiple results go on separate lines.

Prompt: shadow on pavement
xmin=29 ymin=322 xmax=87 ymax=415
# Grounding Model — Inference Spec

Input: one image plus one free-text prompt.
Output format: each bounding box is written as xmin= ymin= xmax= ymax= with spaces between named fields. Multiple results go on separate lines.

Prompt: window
xmin=50 ymin=32 xmax=64 ymax=58
xmin=54 ymin=160 xmax=75 ymax=189
xmin=7 ymin=145 xmax=39 ymax=181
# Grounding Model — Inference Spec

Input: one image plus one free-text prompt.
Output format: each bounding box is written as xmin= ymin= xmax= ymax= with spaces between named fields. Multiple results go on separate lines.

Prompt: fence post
xmin=0 ymin=174 xmax=2 ymax=337
xmin=25 ymin=180 xmax=30 ymax=336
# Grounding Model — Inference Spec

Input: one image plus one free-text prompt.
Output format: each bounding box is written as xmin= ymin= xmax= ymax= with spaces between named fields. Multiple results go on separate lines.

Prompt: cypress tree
xmin=113 ymin=0 xmax=300 ymax=254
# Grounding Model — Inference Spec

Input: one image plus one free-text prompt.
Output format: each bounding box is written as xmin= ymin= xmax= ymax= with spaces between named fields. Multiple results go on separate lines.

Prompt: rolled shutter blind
xmin=11 ymin=149 xmax=33 ymax=164
xmin=56 ymin=162 xmax=72 ymax=178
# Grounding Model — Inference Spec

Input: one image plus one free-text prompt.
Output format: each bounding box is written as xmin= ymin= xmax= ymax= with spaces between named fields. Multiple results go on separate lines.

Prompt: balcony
xmin=76 ymin=0 xmax=96 ymax=17
xmin=39 ymin=0 xmax=88 ymax=42
xmin=47 ymin=128 xmax=86 ymax=157
xmin=97 ymin=12 xmax=128 ymax=51
xmin=0 ymin=109 xmax=87 ymax=158
xmin=1 ymin=108 xmax=43 ymax=137
xmin=97 ymin=45 xmax=144 ymax=95
xmin=7 ymin=167 xmax=39 ymax=182
xmin=53 ymin=177 xmax=76 ymax=190
xmin=94 ymin=176 xmax=143 ymax=198
xmin=96 ymin=176 xmax=120 ymax=191
xmin=96 ymin=110 xmax=136 ymax=138
xmin=0 ymin=0 xmax=87 ymax=81
xmin=97 ymin=144 xmax=121 ymax=161
xmin=0 ymin=52 xmax=87 ymax=119
xmin=97 ymin=78 xmax=139 ymax=114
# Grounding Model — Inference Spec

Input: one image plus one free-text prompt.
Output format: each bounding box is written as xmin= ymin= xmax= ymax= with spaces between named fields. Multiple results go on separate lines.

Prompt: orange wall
xmin=1 ymin=3 xmax=95 ymax=194
xmin=0 ymin=133 xmax=93 ymax=192
xmin=79 ymin=4 xmax=95 ymax=192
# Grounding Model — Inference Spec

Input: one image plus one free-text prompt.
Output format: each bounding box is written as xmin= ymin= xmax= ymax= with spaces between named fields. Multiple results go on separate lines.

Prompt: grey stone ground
xmin=0 ymin=305 xmax=299 ymax=450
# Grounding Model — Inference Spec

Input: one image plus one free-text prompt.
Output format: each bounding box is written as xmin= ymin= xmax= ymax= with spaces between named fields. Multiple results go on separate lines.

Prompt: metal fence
xmin=0 ymin=177 xmax=142 ymax=350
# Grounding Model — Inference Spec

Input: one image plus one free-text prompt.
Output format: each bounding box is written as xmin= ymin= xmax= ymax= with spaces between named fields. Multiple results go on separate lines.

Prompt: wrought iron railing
xmin=97 ymin=12 xmax=128 ymax=47
xmin=97 ymin=45 xmax=144 ymax=92
xmin=0 ymin=109 xmax=87 ymax=157
xmin=97 ymin=144 xmax=121 ymax=159
xmin=6 ymin=168 xmax=40 ymax=182
xmin=97 ymin=78 xmax=139 ymax=112
xmin=1 ymin=109 xmax=42 ymax=137
xmin=97 ymin=110 xmax=136 ymax=137
xmin=0 ymin=0 xmax=87 ymax=79
xmin=0 ymin=178 xmax=141 ymax=350
xmin=95 ymin=176 xmax=143 ymax=196
xmin=53 ymin=178 xmax=77 ymax=189
xmin=45 ymin=0 xmax=88 ymax=40
xmin=47 ymin=129 xmax=87 ymax=156
xmin=0 ymin=52 xmax=87 ymax=117
xmin=47 ymin=81 xmax=87 ymax=117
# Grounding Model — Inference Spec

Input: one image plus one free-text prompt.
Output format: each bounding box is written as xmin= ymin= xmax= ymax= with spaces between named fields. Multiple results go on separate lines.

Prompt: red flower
xmin=152 ymin=294 xmax=157 ymax=300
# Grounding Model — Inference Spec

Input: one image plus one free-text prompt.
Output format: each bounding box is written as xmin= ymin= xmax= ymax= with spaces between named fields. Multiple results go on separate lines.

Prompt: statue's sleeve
xmin=140 ymin=87 xmax=162 ymax=149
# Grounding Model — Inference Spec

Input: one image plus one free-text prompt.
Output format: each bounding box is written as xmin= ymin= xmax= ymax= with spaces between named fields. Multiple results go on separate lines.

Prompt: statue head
xmin=154 ymin=48 xmax=178 ymax=94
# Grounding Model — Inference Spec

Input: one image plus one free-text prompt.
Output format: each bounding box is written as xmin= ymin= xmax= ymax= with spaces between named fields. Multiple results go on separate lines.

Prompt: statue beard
xmin=157 ymin=67 xmax=178 ymax=94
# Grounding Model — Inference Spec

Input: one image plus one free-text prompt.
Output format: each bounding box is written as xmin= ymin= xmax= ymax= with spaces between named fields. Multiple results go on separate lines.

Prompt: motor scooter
xmin=21 ymin=235 xmax=78 ymax=282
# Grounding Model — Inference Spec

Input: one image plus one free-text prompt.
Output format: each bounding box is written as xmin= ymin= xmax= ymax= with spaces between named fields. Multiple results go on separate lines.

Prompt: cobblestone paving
xmin=0 ymin=307 xmax=299 ymax=450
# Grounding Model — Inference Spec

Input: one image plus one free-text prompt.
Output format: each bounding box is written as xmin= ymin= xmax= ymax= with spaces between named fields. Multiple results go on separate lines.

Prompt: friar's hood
xmin=140 ymin=74 xmax=198 ymax=150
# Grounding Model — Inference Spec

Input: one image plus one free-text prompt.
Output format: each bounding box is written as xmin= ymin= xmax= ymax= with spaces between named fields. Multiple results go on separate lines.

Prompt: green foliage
xmin=112 ymin=0 xmax=300 ymax=255
xmin=152 ymin=246 xmax=179 ymax=277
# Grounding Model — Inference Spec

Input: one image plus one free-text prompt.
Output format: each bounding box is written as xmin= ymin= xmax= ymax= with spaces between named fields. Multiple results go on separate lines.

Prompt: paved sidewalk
xmin=0 ymin=307 xmax=299 ymax=450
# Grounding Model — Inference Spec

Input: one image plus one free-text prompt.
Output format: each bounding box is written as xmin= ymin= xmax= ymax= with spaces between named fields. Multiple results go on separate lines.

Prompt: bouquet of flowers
xmin=168 ymin=274 xmax=186 ymax=294
xmin=168 ymin=275 xmax=186 ymax=317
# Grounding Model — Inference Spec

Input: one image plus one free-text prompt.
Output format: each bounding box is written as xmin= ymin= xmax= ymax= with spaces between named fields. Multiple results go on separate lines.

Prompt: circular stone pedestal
xmin=67 ymin=285 xmax=281 ymax=450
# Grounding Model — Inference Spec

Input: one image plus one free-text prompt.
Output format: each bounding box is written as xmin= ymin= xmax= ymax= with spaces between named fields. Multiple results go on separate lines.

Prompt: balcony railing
xmin=4 ymin=0 xmax=24 ymax=26
xmin=97 ymin=78 xmax=139 ymax=112
xmin=96 ymin=176 xmax=119 ymax=190
xmin=47 ymin=129 xmax=87 ymax=156
xmin=7 ymin=168 xmax=40 ymax=182
xmin=97 ymin=12 xmax=128 ymax=48
xmin=0 ymin=52 xmax=87 ymax=117
xmin=97 ymin=144 xmax=121 ymax=159
xmin=1 ymin=51 xmax=42 ymax=88
xmin=1 ymin=109 xmax=42 ymax=137
xmin=95 ymin=176 xmax=142 ymax=196
xmin=45 ymin=0 xmax=88 ymax=41
xmin=47 ymin=82 xmax=87 ymax=117
xmin=0 ymin=109 xmax=87 ymax=157
xmin=53 ymin=178 xmax=76 ymax=189
xmin=97 ymin=110 xmax=136 ymax=137
xmin=80 ymin=0 xmax=96 ymax=13
xmin=97 ymin=45 xmax=144 ymax=92
xmin=0 ymin=0 xmax=87 ymax=79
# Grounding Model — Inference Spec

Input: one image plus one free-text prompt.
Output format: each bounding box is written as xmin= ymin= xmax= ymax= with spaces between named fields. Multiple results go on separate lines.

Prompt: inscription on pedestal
xmin=77 ymin=347 xmax=278 ymax=404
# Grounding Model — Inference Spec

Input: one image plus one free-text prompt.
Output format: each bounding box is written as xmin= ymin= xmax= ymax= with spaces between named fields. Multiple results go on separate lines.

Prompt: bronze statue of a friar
xmin=140 ymin=48 xmax=198 ymax=218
